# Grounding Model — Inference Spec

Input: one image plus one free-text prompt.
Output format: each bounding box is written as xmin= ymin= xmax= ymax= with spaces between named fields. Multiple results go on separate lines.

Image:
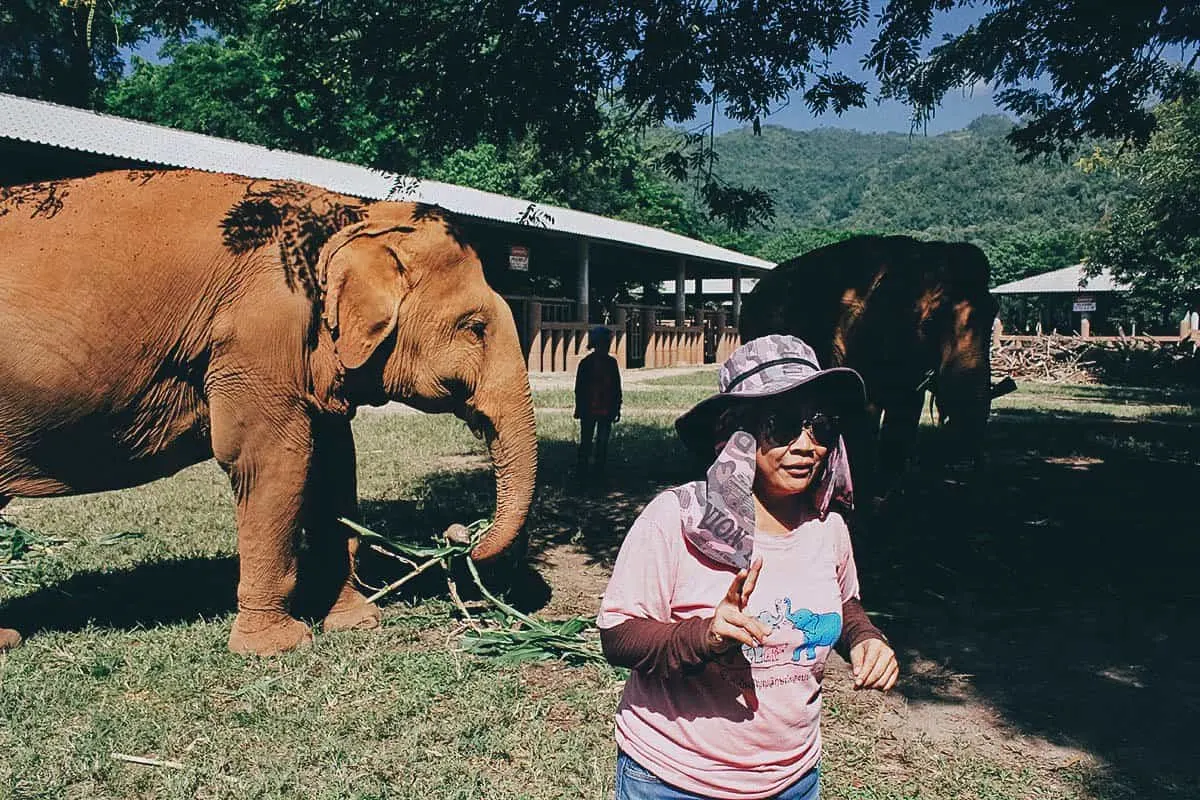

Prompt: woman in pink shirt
xmin=598 ymin=335 xmax=898 ymax=800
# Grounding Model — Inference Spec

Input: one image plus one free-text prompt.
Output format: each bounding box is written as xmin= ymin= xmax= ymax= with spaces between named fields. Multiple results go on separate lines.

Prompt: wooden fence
xmin=506 ymin=296 xmax=739 ymax=373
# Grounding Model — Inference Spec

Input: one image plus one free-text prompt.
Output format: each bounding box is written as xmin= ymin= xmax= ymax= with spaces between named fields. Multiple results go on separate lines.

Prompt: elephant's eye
xmin=460 ymin=317 xmax=487 ymax=338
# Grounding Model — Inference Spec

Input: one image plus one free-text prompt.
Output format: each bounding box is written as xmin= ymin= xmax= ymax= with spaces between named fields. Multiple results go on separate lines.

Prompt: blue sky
xmin=707 ymin=4 xmax=1007 ymax=134
xmin=129 ymin=3 xmax=1006 ymax=136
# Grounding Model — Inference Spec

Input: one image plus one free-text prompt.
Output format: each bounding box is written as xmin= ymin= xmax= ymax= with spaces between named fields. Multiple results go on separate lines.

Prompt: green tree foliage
xmin=427 ymin=132 xmax=704 ymax=239
xmin=869 ymin=1 xmax=1200 ymax=159
xmin=105 ymin=4 xmax=427 ymax=170
xmin=93 ymin=0 xmax=887 ymax=227
xmin=980 ymin=230 xmax=1086 ymax=287
xmin=753 ymin=229 xmax=865 ymax=265
xmin=106 ymin=37 xmax=281 ymax=146
xmin=0 ymin=0 xmax=130 ymax=107
xmin=0 ymin=1 xmax=242 ymax=107
xmin=9 ymin=1 xmax=1198 ymax=227
xmin=1085 ymin=98 xmax=1200 ymax=319
xmin=708 ymin=116 xmax=1119 ymax=282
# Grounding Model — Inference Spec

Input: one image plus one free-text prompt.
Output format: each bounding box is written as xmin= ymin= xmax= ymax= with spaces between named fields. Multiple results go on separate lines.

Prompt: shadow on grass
xmin=857 ymin=406 xmax=1198 ymax=799
xmin=380 ymin=397 xmax=1200 ymax=798
xmin=357 ymin=420 xmax=699 ymax=566
xmin=353 ymin=420 xmax=697 ymax=611
xmin=1010 ymin=383 xmax=1200 ymax=406
xmin=1 ymin=556 xmax=238 ymax=637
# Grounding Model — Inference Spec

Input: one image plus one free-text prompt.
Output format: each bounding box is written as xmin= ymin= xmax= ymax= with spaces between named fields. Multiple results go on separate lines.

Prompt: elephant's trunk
xmin=935 ymin=358 xmax=993 ymax=465
xmin=467 ymin=310 xmax=538 ymax=562
xmin=932 ymin=295 xmax=996 ymax=466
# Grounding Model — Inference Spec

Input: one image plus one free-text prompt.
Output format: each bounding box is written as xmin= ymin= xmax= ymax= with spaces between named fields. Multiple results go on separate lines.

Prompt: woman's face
xmin=749 ymin=397 xmax=838 ymax=500
xmin=754 ymin=428 xmax=828 ymax=499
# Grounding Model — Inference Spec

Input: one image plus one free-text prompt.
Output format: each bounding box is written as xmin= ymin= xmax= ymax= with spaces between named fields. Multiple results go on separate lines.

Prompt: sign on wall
xmin=508 ymin=245 xmax=530 ymax=271
xmin=1072 ymin=296 xmax=1097 ymax=313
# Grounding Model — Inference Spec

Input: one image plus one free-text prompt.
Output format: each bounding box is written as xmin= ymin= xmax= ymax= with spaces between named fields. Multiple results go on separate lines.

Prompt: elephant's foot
xmin=322 ymin=587 xmax=381 ymax=633
xmin=0 ymin=628 xmax=22 ymax=651
xmin=228 ymin=611 xmax=313 ymax=656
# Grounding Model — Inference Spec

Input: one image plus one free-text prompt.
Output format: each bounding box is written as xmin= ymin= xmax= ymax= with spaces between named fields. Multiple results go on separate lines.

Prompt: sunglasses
xmin=758 ymin=410 xmax=841 ymax=448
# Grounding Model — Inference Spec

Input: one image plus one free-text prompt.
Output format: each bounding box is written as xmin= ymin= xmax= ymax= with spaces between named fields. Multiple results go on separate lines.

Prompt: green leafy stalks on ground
xmin=0 ymin=520 xmax=67 ymax=586
xmin=341 ymin=517 xmax=608 ymax=668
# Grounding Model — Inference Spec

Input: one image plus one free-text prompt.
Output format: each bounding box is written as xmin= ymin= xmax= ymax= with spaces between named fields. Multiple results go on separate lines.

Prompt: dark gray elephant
xmin=740 ymin=235 xmax=1004 ymax=497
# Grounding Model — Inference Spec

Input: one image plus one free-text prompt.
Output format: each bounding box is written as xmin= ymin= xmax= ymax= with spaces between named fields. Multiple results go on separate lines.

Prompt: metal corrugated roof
xmin=991 ymin=263 xmax=1129 ymax=294
xmin=0 ymin=92 xmax=774 ymax=274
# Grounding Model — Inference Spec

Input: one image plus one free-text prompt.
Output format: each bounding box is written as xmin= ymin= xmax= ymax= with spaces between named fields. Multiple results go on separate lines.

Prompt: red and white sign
xmin=508 ymin=245 xmax=530 ymax=271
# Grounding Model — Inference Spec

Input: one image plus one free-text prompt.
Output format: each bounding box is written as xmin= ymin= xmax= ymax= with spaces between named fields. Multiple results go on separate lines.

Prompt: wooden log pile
xmin=992 ymin=334 xmax=1199 ymax=385
xmin=991 ymin=335 xmax=1100 ymax=383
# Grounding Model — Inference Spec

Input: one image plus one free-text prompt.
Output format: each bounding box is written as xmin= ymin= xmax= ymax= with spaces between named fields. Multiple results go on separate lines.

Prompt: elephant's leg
xmin=301 ymin=416 xmax=380 ymax=633
xmin=212 ymin=400 xmax=314 ymax=656
xmin=843 ymin=403 xmax=882 ymax=502
xmin=878 ymin=393 xmax=924 ymax=483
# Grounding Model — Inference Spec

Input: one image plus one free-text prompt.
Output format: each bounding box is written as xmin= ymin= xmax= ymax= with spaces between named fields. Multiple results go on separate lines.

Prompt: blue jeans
xmin=614 ymin=751 xmax=819 ymax=800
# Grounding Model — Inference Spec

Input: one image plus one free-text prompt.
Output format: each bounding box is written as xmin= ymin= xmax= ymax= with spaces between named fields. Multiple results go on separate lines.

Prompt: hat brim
xmin=675 ymin=368 xmax=867 ymax=460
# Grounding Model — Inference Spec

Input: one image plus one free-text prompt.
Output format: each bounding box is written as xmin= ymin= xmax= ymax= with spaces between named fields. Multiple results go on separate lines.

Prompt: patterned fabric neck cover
xmin=672 ymin=430 xmax=854 ymax=572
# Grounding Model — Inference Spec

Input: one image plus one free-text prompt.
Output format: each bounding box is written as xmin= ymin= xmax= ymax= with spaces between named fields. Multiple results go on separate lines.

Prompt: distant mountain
xmin=709 ymin=116 xmax=1123 ymax=284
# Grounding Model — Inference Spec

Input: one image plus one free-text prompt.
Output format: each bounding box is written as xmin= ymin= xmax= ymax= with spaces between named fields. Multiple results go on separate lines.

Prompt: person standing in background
xmin=575 ymin=325 xmax=622 ymax=484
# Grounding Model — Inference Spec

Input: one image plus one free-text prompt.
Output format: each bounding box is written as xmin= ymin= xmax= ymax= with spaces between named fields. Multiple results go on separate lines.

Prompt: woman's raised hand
xmin=706 ymin=557 xmax=771 ymax=654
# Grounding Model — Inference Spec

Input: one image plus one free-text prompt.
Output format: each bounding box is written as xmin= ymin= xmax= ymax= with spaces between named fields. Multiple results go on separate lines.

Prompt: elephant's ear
xmin=318 ymin=223 xmax=410 ymax=370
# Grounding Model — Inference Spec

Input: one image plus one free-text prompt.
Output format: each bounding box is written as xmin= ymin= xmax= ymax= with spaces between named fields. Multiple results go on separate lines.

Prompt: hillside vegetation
xmin=709 ymin=116 xmax=1123 ymax=285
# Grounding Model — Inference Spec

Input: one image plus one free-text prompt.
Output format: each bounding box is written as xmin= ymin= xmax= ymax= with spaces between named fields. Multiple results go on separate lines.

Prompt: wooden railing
xmin=502 ymin=295 xmax=741 ymax=373
xmin=528 ymin=320 xmax=626 ymax=374
xmin=641 ymin=323 xmax=704 ymax=368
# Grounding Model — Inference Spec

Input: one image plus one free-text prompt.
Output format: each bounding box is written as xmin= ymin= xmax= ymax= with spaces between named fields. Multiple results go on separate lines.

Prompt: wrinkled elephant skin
xmin=0 ymin=170 xmax=537 ymax=655
xmin=741 ymin=235 xmax=998 ymax=497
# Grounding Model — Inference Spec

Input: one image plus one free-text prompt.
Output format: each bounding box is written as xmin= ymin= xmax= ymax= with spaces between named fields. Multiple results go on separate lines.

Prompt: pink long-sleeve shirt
xmin=597 ymin=489 xmax=861 ymax=799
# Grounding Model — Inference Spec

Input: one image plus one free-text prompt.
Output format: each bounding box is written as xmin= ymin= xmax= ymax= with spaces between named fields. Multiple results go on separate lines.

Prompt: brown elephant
xmin=0 ymin=170 xmax=537 ymax=655
xmin=740 ymin=235 xmax=1002 ymax=497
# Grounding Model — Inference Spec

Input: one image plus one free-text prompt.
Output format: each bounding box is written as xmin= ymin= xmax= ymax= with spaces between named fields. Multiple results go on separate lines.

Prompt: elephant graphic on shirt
xmin=737 ymin=597 xmax=844 ymax=665
xmin=780 ymin=598 xmax=842 ymax=662
xmin=742 ymin=599 xmax=788 ymax=664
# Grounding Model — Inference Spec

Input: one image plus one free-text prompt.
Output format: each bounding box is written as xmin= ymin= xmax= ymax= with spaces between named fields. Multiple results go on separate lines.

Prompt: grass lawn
xmin=2 ymin=371 xmax=1198 ymax=800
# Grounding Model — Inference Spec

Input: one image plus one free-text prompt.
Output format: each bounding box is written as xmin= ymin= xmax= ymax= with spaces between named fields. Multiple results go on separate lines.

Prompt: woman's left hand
xmin=849 ymin=638 xmax=898 ymax=691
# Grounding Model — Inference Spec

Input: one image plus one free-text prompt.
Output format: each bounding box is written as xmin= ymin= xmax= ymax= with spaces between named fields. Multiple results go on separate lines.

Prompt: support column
xmin=526 ymin=301 xmax=543 ymax=373
xmin=577 ymin=239 xmax=590 ymax=323
xmin=1080 ymin=311 xmax=1092 ymax=338
xmin=732 ymin=267 xmax=743 ymax=329
xmin=675 ymin=257 xmax=686 ymax=326
xmin=695 ymin=275 xmax=705 ymax=321
xmin=641 ymin=307 xmax=657 ymax=368
xmin=613 ymin=308 xmax=628 ymax=367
